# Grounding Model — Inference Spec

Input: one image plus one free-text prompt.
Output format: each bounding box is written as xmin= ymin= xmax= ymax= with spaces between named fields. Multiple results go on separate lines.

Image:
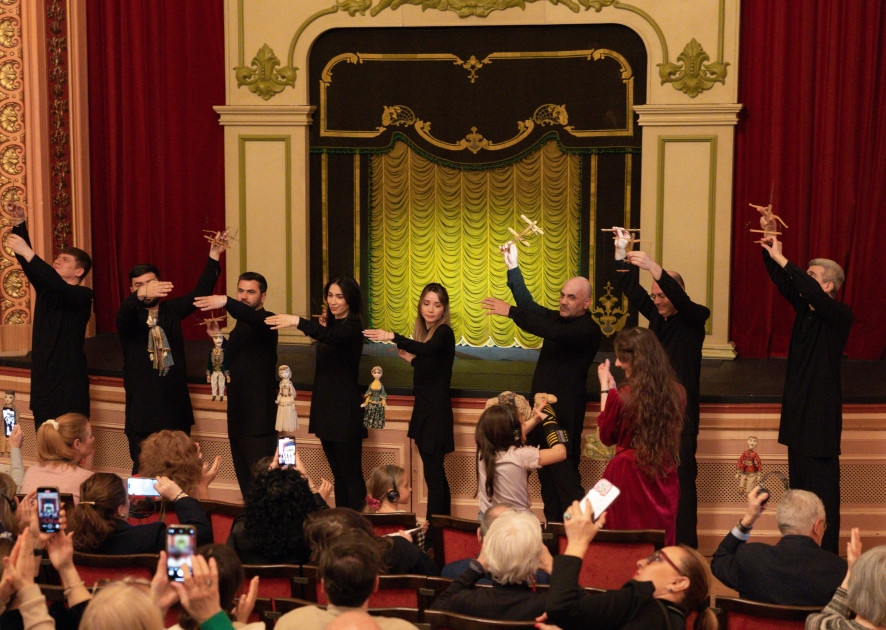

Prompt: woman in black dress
xmin=364 ymin=282 xmax=455 ymax=517
xmin=266 ymin=276 xmax=366 ymax=510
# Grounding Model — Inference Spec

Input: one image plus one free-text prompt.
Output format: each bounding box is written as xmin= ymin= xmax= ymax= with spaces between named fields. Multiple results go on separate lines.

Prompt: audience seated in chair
xmin=431 ymin=510 xmax=553 ymax=621
xmin=68 ymin=472 xmax=211 ymax=554
xmin=137 ymin=430 xmax=221 ymax=500
xmin=542 ymin=500 xmax=718 ymax=630
xmin=21 ymin=413 xmax=94 ymax=504
xmin=163 ymin=544 xmax=262 ymax=630
xmin=364 ymin=464 xmax=429 ymax=548
xmin=304 ymin=508 xmax=439 ymax=577
xmin=227 ymin=464 xmax=328 ymax=565
xmin=806 ymin=528 xmax=886 ymax=630
xmin=441 ymin=504 xmax=549 ymax=585
xmin=711 ymin=486 xmax=846 ymax=606
xmin=274 ymin=528 xmax=419 ymax=630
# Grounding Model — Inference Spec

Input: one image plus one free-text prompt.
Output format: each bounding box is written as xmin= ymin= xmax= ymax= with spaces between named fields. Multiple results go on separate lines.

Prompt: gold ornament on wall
xmin=235 ymin=44 xmax=297 ymax=101
xmin=658 ymin=39 xmax=728 ymax=98
xmin=591 ymin=281 xmax=629 ymax=337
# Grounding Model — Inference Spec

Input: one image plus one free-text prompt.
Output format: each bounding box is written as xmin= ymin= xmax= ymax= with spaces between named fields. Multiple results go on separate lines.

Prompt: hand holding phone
xmin=127 ymin=477 xmax=161 ymax=497
xmin=579 ymin=479 xmax=621 ymax=521
xmin=36 ymin=487 xmax=61 ymax=534
xmin=2 ymin=406 xmax=16 ymax=438
xmin=166 ymin=524 xmax=196 ymax=581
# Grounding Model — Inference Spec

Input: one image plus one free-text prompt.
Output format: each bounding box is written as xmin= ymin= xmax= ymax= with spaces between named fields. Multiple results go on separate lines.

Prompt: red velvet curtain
xmin=87 ymin=1 xmax=226 ymax=337
xmin=731 ymin=1 xmax=886 ymax=359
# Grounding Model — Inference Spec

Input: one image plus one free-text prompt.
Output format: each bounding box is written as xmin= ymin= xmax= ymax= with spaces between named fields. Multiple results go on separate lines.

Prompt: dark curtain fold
xmin=731 ymin=0 xmax=886 ymax=359
xmin=87 ymin=0 xmax=226 ymax=337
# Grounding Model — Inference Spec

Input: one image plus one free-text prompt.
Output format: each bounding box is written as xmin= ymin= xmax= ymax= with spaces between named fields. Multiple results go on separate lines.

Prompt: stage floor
xmin=2 ymin=333 xmax=885 ymax=404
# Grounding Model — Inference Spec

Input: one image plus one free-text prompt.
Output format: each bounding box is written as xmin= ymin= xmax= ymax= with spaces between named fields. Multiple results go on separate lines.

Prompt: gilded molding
xmin=46 ymin=0 xmax=74 ymax=253
xmin=278 ymin=0 xmax=729 ymax=99
xmin=319 ymin=50 xmax=634 ymax=144
xmin=235 ymin=43 xmax=297 ymax=101
xmin=658 ymin=38 xmax=728 ymax=98
xmin=0 ymin=0 xmax=26 ymax=327
xmin=591 ymin=281 xmax=630 ymax=337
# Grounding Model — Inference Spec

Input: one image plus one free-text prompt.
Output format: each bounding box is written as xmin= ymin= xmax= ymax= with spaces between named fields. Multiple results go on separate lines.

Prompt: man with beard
xmin=195 ymin=271 xmax=278 ymax=496
xmin=117 ymin=233 xmax=226 ymax=472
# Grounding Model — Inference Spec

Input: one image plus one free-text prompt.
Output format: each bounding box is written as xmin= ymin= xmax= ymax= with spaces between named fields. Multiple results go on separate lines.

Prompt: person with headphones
xmin=363 ymin=464 xmax=430 ymax=549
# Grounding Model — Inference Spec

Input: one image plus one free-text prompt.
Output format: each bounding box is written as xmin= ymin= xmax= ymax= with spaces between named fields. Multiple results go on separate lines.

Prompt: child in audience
xmin=363 ymin=464 xmax=429 ymax=549
xmin=475 ymin=398 xmax=566 ymax=515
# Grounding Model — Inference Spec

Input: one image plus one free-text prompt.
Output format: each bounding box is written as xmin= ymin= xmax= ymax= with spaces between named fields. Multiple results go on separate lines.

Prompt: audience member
xmin=432 ymin=510 xmax=553 ymax=620
xmin=7 ymin=424 xmax=24 ymax=491
xmin=303 ymin=508 xmax=439 ymax=576
xmin=363 ymin=465 xmax=428 ymax=549
xmin=162 ymin=544 xmax=261 ymax=630
xmin=597 ymin=327 xmax=684 ymax=544
xmin=21 ymin=413 xmax=95 ymax=503
xmin=275 ymin=529 xmax=419 ymax=630
xmin=544 ymin=500 xmax=718 ymax=630
xmin=68 ymin=473 xmax=211 ymax=554
xmin=0 ymin=530 xmax=59 ymax=629
xmin=0 ymin=473 xmax=18 ymax=540
xmin=137 ymin=430 xmax=220 ymax=500
xmin=711 ymin=487 xmax=847 ymax=606
xmin=227 ymin=465 xmax=327 ymax=564
xmin=475 ymin=402 xmax=566 ymax=514
xmin=807 ymin=528 xmax=884 ymax=630
xmin=80 ymin=581 xmax=164 ymax=630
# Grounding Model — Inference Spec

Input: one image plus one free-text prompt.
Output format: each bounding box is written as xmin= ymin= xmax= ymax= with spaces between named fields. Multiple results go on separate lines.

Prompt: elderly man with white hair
xmin=711 ymin=486 xmax=847 ymax=606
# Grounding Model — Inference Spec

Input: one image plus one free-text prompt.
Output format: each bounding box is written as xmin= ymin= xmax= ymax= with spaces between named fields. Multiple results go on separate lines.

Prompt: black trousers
xmin=788 ymin=448 xmax=841 ymax=553
xmin=321 ymin=438 xmax=366 ymax=511
xmin=675 ymin=431 xmax=699 ymax=548
xmin=419 ymin=448 xmax=451 ymax=518
xmin=230 ymin=431 xmax=277 ymax=498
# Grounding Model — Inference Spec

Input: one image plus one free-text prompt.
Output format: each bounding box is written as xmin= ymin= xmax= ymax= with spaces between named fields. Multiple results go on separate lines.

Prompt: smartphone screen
xmin=2 ymin=407 xmax=15 ymax=438
xmin=127 ymin=477 xmax=161 ymax=497
xmin=166 ymin=525 xmax=196 ymax=581
xmin=37 ymin=487 xmax=61 ymax=534
xmin=579 ymin=478 xmax=621 ymax=520
xmin=277 ymin=437 xmax=296 ymax=467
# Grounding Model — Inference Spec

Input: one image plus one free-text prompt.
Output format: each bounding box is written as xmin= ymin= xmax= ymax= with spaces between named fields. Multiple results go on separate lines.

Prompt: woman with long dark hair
xmin=597 ymin=327 xmax=684 ymax=544
xmin=266 ymin=276 xmax=366 ymax=510
xmin=364 ymin=282 xmax=455 ymax=517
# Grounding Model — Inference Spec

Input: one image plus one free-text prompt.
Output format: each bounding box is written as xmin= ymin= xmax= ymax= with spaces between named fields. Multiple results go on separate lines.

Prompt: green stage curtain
xmin=368 ymin=139 xmax=580 ymax=348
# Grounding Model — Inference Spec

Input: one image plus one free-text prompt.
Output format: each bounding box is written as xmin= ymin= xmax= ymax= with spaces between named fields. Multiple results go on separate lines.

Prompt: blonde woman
xmin=21 ymin=412 xmax=94 ymax=503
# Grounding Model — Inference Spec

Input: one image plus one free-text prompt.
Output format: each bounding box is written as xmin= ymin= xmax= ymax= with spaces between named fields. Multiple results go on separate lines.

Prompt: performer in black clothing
xmin=760 ymin=230 xmax=853 ymax=553
xmin=117 ymin=232 xmax=226 ymax=473
xmin=7 ymin=203 xmax=93 ymax=428
xmin=364 ymin=282 xmax=456 ymax=518
xmin=481 ymin=244 xmax=601 ymax=523
xmin=266 ymin=276 xmax=366 ymax=511
xmin=616 ymin=243 xmax=710 ymax=548
xmin=195 ymin=271 xmax=278 ymax=497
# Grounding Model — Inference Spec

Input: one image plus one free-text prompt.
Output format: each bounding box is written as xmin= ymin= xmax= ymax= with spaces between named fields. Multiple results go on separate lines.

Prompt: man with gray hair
xmin=760 ymin=228 xmax=853 ymax=553
xmin=711 ymin=486 xmax=846 ymax=606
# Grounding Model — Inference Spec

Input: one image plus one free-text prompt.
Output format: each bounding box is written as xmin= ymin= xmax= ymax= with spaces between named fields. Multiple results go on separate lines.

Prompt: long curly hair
xmin=475 ymin=404 xmax=522 ymax=501
xmin=68 ymin=473 xmax=128 ymax=552
xmin=137 ymin=430 xmax=203 ymax=495
xmin=614 ymin=327 xmax=684 ymax=478
xmin=243 ymin=467 xmax=321 ymax=561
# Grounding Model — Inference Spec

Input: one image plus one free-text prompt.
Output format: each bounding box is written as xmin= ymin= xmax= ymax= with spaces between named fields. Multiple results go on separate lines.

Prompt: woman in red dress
xmin=596 ymin=327 xmax=684 ymax=544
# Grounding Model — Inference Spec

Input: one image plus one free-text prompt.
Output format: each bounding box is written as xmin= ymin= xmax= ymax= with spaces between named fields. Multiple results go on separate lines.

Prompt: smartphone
xmin=127 ymin=477 xmax=161 ymax=497
xmin=36 ymin=487 xmax=61 ymax=534
xmin=277 ymin=436 xmax=296 ymax=467
xmin=166 ymin=524 xmax=196 ymax=582
xmin=579 ymin=478 xmax=621 ymax=521
xmin=2 ymin=407 xmax=15 ymax=438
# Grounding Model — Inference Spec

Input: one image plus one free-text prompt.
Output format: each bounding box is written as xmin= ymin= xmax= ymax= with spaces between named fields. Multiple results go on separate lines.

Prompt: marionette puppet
xmin=736 ymin=435 xmax=762 ymax=494
xmin=275 ymin=364 xmax=298 ymax=434
xmin=206 ymin=332 xmax=230 ymax=401
xmin=147 ymin=311 xmax=173 ymax=376
xmin=362 ymin=365 xmax=387 ymax=429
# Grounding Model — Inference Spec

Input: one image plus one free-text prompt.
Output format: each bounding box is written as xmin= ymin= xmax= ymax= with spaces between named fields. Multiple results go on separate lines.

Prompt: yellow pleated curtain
xmin=368 ymin=139 xmax=581 ymax=348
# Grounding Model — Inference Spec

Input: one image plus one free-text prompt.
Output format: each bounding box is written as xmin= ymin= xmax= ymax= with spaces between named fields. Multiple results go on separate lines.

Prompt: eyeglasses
xmin=644 ymin=548 xmax=684 ymax=576
xmin=649 ymin=292 xmax=667 ymax=301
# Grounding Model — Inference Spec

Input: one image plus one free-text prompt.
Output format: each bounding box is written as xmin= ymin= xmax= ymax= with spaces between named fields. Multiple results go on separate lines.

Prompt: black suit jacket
xmin=96 ymin=497 xmax=212 ymax=554
xmin=711 ymin=532 xmax=847 ymax=606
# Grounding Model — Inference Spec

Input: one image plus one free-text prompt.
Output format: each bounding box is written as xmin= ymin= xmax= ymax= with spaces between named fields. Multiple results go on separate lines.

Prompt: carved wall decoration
xmin=0 ymin=0 xmax=27 ymax=327
xmin=234 ymin=43 xmax=297 ymax=100
xmin=45 ymin=0 xmax=73 ymax=254
xmin=659 ymin=38 xmax=729 ymax=98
